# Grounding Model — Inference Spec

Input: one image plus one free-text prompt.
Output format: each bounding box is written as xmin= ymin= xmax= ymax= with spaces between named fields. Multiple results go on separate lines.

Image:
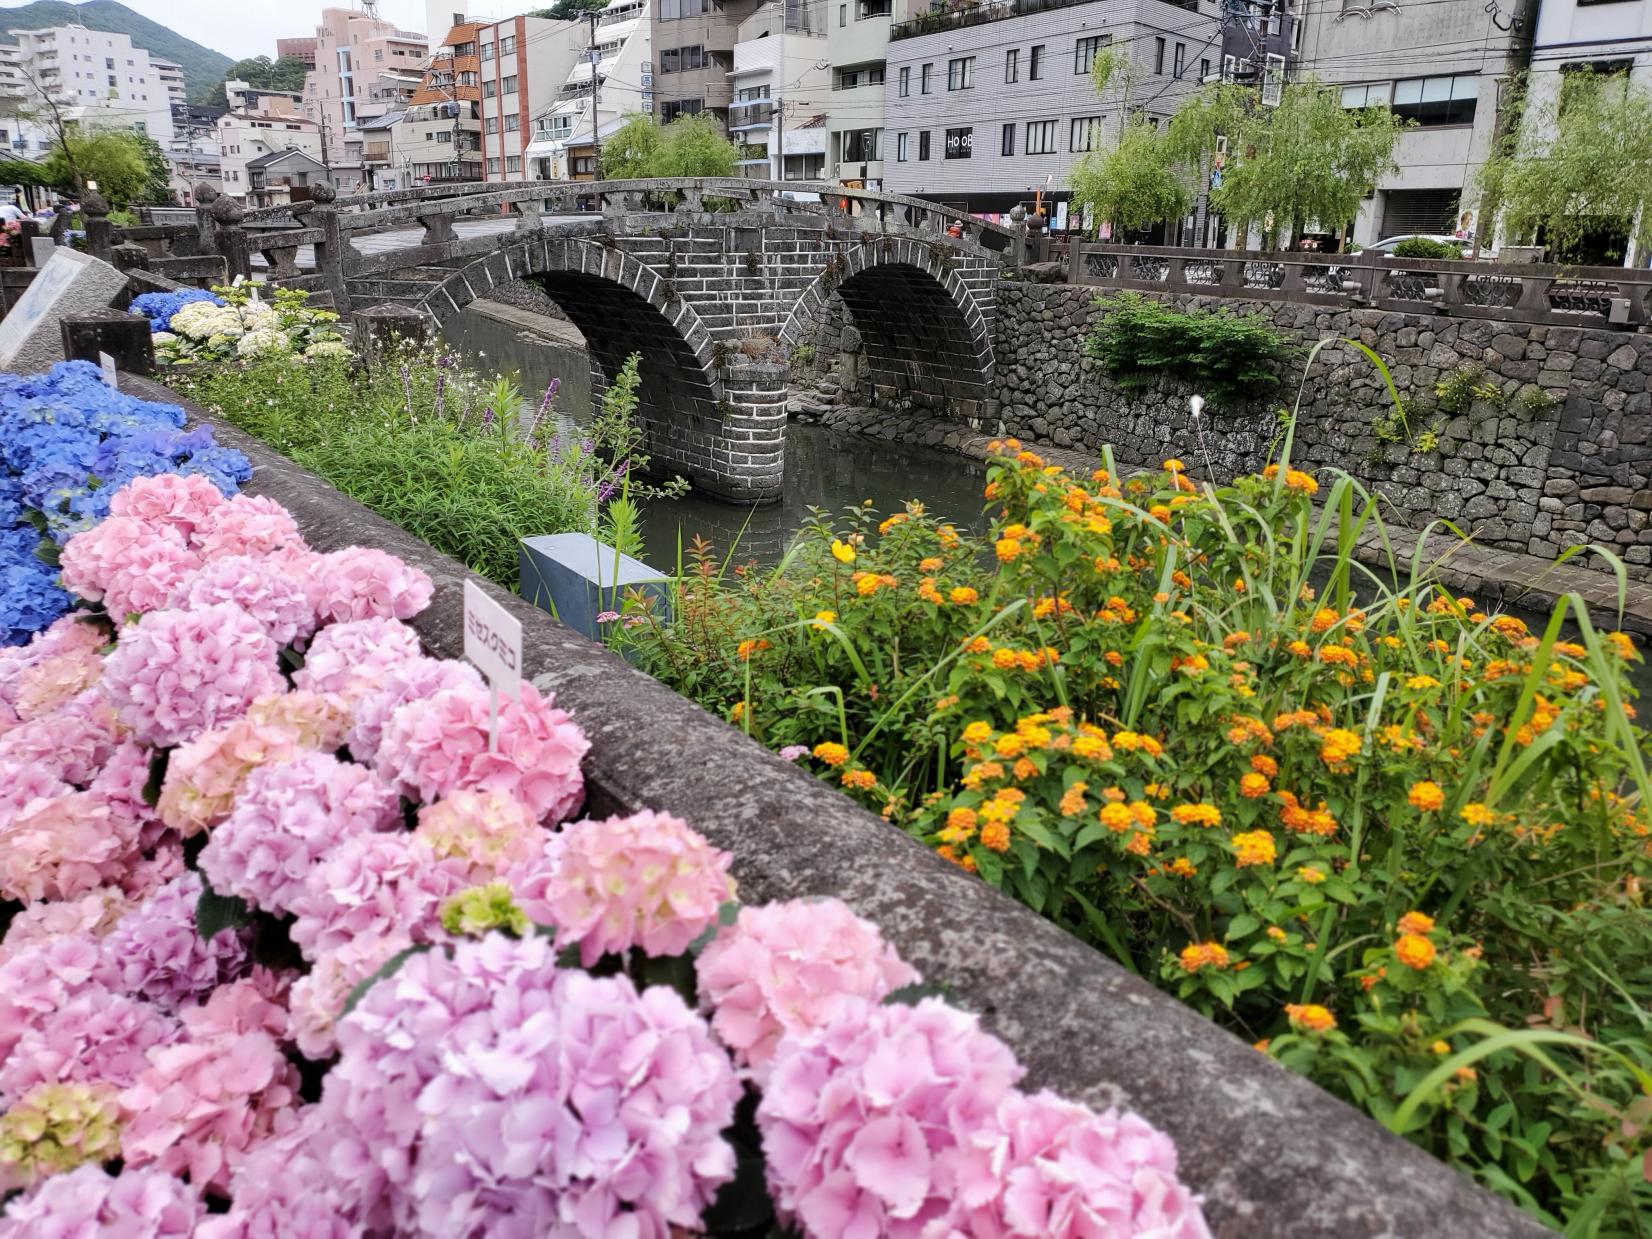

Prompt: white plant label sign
xmin=98 ymin=350 xmax=117 ymax=388
xmin=463 ymin=579 xmax=522 ymax=751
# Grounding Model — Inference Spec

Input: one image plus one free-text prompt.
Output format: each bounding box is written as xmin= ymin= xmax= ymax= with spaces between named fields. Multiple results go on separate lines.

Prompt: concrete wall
xmin=989 ymin=280 xmax=1652 ymax=577
xmin=136 ymin=369 xmax=1547 ymax=1239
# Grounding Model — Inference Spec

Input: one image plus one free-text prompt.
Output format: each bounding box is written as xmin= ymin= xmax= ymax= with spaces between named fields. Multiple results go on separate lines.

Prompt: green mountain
xmin=0 ymin=0 xmax=233 ymax=103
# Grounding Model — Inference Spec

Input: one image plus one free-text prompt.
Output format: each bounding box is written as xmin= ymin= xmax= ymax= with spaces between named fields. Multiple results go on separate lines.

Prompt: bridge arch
xmin=414 ymin=234 xmax=783 ymax=503
xmin=781 ymin=238 xmax=995 ymax=420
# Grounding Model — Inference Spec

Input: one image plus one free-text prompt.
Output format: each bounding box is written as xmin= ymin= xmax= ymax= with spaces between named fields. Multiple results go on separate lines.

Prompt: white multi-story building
xmin=1 ymin=22 xmax=178 ymax=145
xmin=826 ymin=0 xmax=900 ymax=187
xmin=731 ymin=0 xmax=830 ymax=182
xmin=525 ymin=0 xmax=651 ymax=182
xmin=217 ymin=90 xmax=322 ymax=201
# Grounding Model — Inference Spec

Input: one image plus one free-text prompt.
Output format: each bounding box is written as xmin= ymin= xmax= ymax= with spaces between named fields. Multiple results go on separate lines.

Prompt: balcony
xmin=889 ymin=0 xmax=1098 ymax=41
xmin=729 ymin=98 xmax=775 ymax=127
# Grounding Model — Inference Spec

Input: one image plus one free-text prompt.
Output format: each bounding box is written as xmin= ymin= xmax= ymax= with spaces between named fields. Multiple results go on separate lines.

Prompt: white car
xmin=1363 ymin=234 xmax=1475 ymax=258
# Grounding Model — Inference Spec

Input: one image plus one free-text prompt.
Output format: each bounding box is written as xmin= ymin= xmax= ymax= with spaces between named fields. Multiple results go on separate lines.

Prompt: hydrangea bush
xmin=0 ymin=363 xmax=251 ymax=644
xmin=138 ymin=284 xmax=346 ymax=367
xmin=0 ymin=467 xmax=1209 ymax=1236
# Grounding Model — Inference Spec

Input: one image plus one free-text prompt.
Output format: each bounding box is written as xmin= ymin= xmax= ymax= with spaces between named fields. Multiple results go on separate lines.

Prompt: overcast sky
xmin=0 ymin=1 xmax=529 ymax=61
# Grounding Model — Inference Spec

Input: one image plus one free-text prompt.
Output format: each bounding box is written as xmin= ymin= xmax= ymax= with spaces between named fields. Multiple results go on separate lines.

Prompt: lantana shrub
xmin=0 ymin=362 xmax=251 ymax=644
xmin=0 ymin=463 xmax=1209 ymax=1236
xmin=619 ymin=441 xmax=1652 ymax=1230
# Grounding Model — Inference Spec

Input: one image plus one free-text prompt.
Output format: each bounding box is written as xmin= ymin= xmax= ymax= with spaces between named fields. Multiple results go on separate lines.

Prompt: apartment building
xmin=526 ymin=0 xmax=651 ymax=182
xmin=651 ymin=0 xmax=766 ymax=131
xmin=1295 ymin=0 xmax=1535 ymax=246
xmin=2 ymin=23 xmax=178 ymax=143
xmin=398 ymin=20 xmax=485 ymax=184
xmin=826 ymin=0 xmax=903 ymax=186
xmin=277 ymin=38 xmax=319 ymax=70
xmin=476 ymin=15 xmax=581 ymax=183
xmin=881 ymin=0 xmax=1220 ymax=219
xmin=304 ymin=8 xmax=427 ymax=193
xmin=731 ymin=0 xmax=830 ymax=181
xmin=217 ymin=92 xmax=322 ymax=200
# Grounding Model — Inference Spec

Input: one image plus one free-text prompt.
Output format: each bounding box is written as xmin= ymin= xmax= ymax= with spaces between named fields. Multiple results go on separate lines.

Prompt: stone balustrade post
xmin=308 ymin=183 xmax=352 ymax=313
xmin=81 ymin=189 xmax=113 ymax=262
xmin=209 ymin=194 xmax=252 ymax=284
xmin=191 ymin=182 xmax=219 ymax=258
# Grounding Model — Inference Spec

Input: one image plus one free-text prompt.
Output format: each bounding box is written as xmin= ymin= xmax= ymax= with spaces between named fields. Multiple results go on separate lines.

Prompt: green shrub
xmin=171 ymin=349 xmax=656 ymax=588
xmin=1435 ymin=365 xmax=1505 ymax=413
xmin=1084 ymin=291 xmax=1297 ymax=406
xmin=1391 ymin=237 xmax=1464 ymax=260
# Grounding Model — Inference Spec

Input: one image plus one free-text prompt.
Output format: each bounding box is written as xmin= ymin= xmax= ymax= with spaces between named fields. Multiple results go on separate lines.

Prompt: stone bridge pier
xmin=331 ymin=181 xmax=1017 ymax=503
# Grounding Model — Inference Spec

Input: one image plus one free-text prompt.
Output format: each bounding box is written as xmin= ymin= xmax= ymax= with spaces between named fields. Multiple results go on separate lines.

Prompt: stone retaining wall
xmin=125 ymin=372 xmax=1548 ymax=1239
xmin=990 ymin=281 xmax=1652 ymax=579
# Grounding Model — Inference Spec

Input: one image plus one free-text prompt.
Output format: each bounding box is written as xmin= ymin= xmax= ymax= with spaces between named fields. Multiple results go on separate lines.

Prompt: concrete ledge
xmin=122 ymin=372 xmax=1548 ymax=1239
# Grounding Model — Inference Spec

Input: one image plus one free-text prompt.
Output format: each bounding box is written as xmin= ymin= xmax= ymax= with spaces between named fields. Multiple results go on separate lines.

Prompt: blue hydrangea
xmin=130 ymin=289 xmax=225 ymax=333
xmin=0 ymin=360 xmax=252 ymax=646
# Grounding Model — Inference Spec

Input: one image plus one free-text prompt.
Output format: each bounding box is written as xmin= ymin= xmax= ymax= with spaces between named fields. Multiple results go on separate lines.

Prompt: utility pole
xmin=774 ymin=96 xmax=784 ymax=182
xmin=587 ymin=10 xmax=601 ymax=172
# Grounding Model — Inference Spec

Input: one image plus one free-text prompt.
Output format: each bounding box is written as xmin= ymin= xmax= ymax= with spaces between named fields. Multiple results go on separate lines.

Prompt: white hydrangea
xmin=237 ymin=327 xmax=292 ymax=358
xmin=304 ymin=340 xmax=349 ymax=360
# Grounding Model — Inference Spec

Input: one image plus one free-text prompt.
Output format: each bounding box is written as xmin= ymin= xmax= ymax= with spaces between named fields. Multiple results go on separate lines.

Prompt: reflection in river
xmin=441 ymin=305 xmax=991 ymax=568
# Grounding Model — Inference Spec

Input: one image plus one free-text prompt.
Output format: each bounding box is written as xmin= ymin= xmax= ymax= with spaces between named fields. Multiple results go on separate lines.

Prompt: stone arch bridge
xmin=209 ymin=180 xmax=1027 ymax=501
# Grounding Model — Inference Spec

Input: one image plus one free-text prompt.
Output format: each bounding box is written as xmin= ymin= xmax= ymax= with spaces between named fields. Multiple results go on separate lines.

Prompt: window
xmin=858 ymin=0 xmax=892 ymax=15
xmin=1025 ymin=119 xmax=1056 ymax=154
xmin=1001 ymin=121 xmax=1014 ymax=155
xmin=480 ymin=43 xmax=494 ymax=61
xmin=1340 ymin=82 xmax=1391 ymax=109
xmin=835 ymin=64 xmax=884 ymax=88
xmin=483 ymin=79 xmax=496 ymax=97
xmin=659 ymin=0 xmax=711 ymax=16
xmin=1391 ymin=74 xmax=1477 ymax=126
xmin=485 ymin=116 xmax=499 ymax=133
xmin=104 ymin=56 xmax=113 ymax=68
xmin=375 ymin=47 xmax=384 ymax=60
xmin=502 ymin=74 xmax=517 ymax=94
xmin=918 ymin=130 xmax=930 ymax=160
xmin=487 ymin=156 xmax=500 ymax=174
xmin=1070 ymin=115 xmax=1100 ymax=151
xmin=661 ymin=98 xmax=703 ymax=120
xmin=896 ymin=131 xmax=908 ymax=160
xmin=947 ymin=56 xmax=974 ymax=90
xmin=504 ymin=113 xmax=519 ymax=131
xmin=453 ymin=41 xmax=477 ymax=56
xmin=899 ymin=66 xmax=909 ymax=96
xmin=945 ymin=126 xmax=972 ymax=157
xmin=436 ymin=129 xmax=452 ymax=142
xmin=840 ymin=4 xmax=846 ymax=24
xmin=1173 ymin=43 xmax=1185 ymax=78
xmin=1074 ymin=35 xmax=1107 ymax=75
xmin=841 ymin=127 xmax=881 ymax=161
xmin=107 ymin=74 xmax=116 ymax=87
xmin=1200 ymin=57 xmax=1210 ymax=80
xmin=1028 ymin=44 xmax=1044 ymax=80
xmin=1005 ymin=48 xmax=1018 ymax=83
xmin=501 ymin=35 xmax=516 ymax=53
xmin=506 ymin=154 xmax=521 ymax=172
xmin=920 ymin=63 xmax=931 ymax=93
xmin=1154 ymin=37 xmax=1166 ymax=74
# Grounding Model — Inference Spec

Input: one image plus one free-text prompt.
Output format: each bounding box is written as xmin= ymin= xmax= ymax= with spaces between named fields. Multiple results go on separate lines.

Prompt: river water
xmin=441 ymin=305 xmax=991 ymax=569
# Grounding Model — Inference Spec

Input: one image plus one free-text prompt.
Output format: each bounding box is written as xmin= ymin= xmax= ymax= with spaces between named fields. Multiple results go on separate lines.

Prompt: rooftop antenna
xmin=360 ymin=0 xmax=382 ymax=17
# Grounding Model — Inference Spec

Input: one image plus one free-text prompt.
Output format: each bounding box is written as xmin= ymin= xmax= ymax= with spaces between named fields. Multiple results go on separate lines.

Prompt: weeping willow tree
xmin=1475 ymin=69 xmax=1652 ymax=263
xmin=1166 ymin=76 xmax=1407 ymax=249
xmin=1068 ymin=48 xmax=1194 ymax=237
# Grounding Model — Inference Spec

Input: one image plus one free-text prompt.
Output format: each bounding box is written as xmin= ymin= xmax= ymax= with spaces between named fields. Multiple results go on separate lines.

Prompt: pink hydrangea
xmin=542 ymin=810 xmax=734 ymax=966
xmin=307 ymin=547 xmax=434 ymax=625
xmin=196 ymin=1108 xmax=358 ymax=1239
xmin=156 ymin=719 xmax=302 ymax=837
xmin=199 ymin=751 xmax=399 ymax=916
xmin=757 ymin=997 xmax=1025 ymax=1238
xmin=345 ymin=655 xmax=483 ymax=764
xmin=100 ymin=873 xmax=250 ymax=1013
xmin=0 ymin=934 xmax=116 ymax=1061
xmin=245 ymin=690 xmax=352 ymax=751
xmin=0 ymin=986 xmax=179 ymax=1105
xmin=288 ymin=831 xmax=466 ymax=964
xmin=59 ymin=516 xmax=180 ymax=603
xmin=102 ymin=604 xmax=282 ymax=748
xmin=101 ymin=535 xmax=203 ymax=621
xmin=0 ymin=887 xmax=129 ymax=963
xmin=324 ymin=935 xmax=738 ymax=1235
xmin=182 ymin=969 xmax=295 ymax=1045
xmin=191 ymin=494 xmax=307 ymax=561
xmin=13 ymin=647 xmax=103 ymax=721
xmin=413 ymin=788 xmax=550 ymax=878
xmin=118 ymin=1016 xmax=301 ymax=1194
xmin=0 ymin=784 xmax=143 ymax=905
xmin=0 ymin=691 xmax=123 ymax=787
xmin=286 ymin=937 xmax=412 ymax=1061
xmin=175 ymin=555 xmax=317 ymax=647
xmin=292 ymin=618 xmax=422 ymax=699
xmin=373 ymin=682 xmax=588 ymax=822
xmin=696 ymin=898 xmax=919 ymax=1080
xmin=947 ymin=1091 xmax=1211 ymax=1238
xmin=108 ymin=472 xmax=224 ymax=539
xmin=117 ymin=840 xmax=187 ymax=904
xmin=0 ymin=1163 xmax=204 ymax=1237
xmin=88 ymin=741 xmax=160 ymax=834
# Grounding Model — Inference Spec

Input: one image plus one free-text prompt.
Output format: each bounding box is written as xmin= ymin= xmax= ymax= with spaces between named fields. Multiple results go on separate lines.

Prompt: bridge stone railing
xmin=1069 ymin=241 xmax=1652 ymax=331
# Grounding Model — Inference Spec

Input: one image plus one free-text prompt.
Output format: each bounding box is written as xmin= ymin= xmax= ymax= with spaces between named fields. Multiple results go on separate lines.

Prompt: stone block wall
xmin=991 ymin=281 xmax=1652 ymax=577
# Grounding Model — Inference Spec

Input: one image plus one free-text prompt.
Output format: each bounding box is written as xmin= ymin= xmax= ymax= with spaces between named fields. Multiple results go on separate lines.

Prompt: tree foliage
xmin=39 ymin=129 xmax=156 ymax=205
xmin=201 ymin=55 xmax=311 ymax=109
xmin=1071 ymin=115 xmax=1192 ymax=235
xmin=600 ymin=113 xmax=736 ymax=180
xmin=1168 ymin=77 xmax=1407 ymax=248
xmin=529 ymin=0 xmax=608 ymax=18
xmin=1475 ymin=69 xmax=1652 ymax=261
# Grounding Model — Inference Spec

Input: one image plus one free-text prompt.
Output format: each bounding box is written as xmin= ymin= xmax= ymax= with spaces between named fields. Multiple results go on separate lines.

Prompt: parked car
xmin=1364 ymin=234 xmax=1474 ymax=259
